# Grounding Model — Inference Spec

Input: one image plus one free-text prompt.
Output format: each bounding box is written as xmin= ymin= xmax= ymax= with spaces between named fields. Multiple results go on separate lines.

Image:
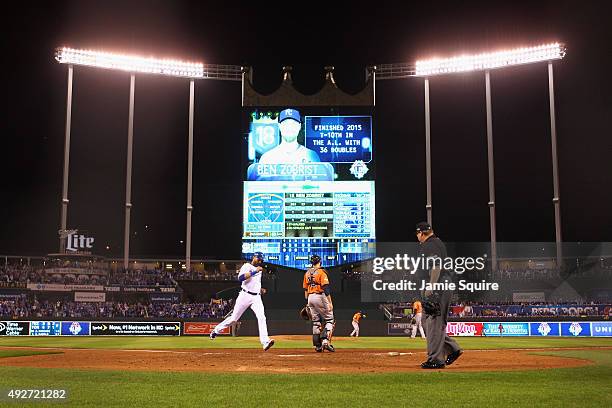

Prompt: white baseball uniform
xmin=350 ymin=312 xmax=362 ymax=337
xmin=411 ymin=312 xmax=425 ymax=338
xmin=351 ymin=321 xmax=360 ymax=337
xmin=212 ymin=262 xmax=271 ymax=348
xmin=259 ymin=141 xmax=320 ymax=164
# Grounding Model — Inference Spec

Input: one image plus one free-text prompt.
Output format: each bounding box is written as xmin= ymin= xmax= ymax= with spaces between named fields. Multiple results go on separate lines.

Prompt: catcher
xmin=301 ymin=254 xmax=335 ymax=352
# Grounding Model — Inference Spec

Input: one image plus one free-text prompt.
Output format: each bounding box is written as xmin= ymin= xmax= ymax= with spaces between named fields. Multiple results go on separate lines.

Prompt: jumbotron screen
xmin=242 ymin=106 xmax=375 ymax=269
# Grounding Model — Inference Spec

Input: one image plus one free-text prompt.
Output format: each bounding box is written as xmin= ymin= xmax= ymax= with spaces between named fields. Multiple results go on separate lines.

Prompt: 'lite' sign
xmin=66 ymin=232 xmax=94 ymax=252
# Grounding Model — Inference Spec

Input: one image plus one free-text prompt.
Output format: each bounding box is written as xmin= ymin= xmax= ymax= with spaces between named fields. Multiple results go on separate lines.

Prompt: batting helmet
xmin=253 ymin=252 xmax=264 ymax=261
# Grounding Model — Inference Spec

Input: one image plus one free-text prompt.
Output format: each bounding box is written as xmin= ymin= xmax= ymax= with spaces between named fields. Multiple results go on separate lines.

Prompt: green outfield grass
xmin=0 ymin=337 xmax=610 ymax=407
xmin=0 ymin=336 xmax=612 ymax=350
xmin=0 ymin=335 xmax=610 ymax=350
xmin=0 ymin=350 xmax=60 ymax=359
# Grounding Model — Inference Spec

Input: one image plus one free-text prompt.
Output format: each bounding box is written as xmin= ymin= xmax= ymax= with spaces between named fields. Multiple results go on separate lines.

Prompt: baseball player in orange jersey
xmin=303 ymin=254 xmax=335 ymax=352
xmin=350 ymin=311 xmax=366 ymax=337
xmin=411 ymin=299 xmax=426 ymax=339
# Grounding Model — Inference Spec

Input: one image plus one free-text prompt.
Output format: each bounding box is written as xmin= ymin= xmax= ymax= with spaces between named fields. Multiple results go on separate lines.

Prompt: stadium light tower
xmin=413 ymin=43 xmax=565 ymax=76
xmin=375 ymin=42 xmax=566 ymax=269
xmin=55 ymin=47 xmax=242 ymax=271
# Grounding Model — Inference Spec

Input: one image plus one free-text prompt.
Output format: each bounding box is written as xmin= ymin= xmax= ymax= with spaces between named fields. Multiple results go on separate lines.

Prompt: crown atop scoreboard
xmin=242 ymin=66 xmax=374 ymax=107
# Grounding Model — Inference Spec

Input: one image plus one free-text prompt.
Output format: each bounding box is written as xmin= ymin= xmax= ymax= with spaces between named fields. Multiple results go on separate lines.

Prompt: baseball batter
xmin=350 ymin=311 xmax=365 ymax=337
xmin=303 ymin=254 xmax=335 ymax=352
xmin=411 ymin=299 xmax=426 ymax=339
xmin=210 ymin=252 xmax=275 ymax=351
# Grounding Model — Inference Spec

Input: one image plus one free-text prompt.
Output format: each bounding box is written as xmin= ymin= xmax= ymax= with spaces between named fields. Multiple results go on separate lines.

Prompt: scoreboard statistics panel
xmin=242 ymin=106 xmax=375 ymax=269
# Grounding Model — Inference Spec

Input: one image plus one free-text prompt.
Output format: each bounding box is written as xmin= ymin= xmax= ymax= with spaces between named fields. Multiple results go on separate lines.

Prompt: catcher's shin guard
xmin=321 ymin=319 xmax=335 ymax=341
xmin=312 ymin=320 xmax=322 ymax=347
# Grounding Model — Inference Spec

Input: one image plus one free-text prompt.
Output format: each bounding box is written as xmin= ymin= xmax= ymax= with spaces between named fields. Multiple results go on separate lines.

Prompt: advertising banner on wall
xmin=591 ymin=322 xmax=612 ymax=336
xmin=45 ymin=267 xmax=105 ymax=276
xmin=528 ymin=305 xmax=606 ymax=316
xmin=0 ymin=292 xmax=27 ymax=299
xmin=387 ymin=323 xmax=413 ymax=336
xmin=90 ymin=322 xmax=181 ymax=336
xmin=60 ymin=321 xmax=91 ymax=336
xmin=0 ymin=282 xmax=27 ymax=289
xmin=183 ymin=322 xmax=230 ymax=335
xmin=29 ymin=321 xmax=62 ymax=336
xmin=0 ymin=321 xmax=29 ymax=336
xmin=74 ymin=292 xmax=106 ymax=302
xmin=529 ymin=322 xmax=561 ymax=336
xmin=27 ymin=283 xmax=104 ymax=292
xmin=560 ymin=322 xmax=592 ymax=337
xmin=447 ymin=322 xmax=484 ymax=336
xmin=149 ymin=293 xmax=181 ymax=303
xmin=471 ymin=304 xmax=608 ymax=316
xmin=483 ymin=322 xmax=529 ymax=336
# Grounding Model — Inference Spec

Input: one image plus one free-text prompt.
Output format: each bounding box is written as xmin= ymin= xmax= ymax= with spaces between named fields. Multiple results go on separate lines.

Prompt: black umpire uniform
xmin=416 ymin=222 xmax=463 ymax=369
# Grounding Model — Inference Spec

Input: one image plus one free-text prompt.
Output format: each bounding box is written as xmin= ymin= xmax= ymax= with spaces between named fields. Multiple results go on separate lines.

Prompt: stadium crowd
xmin=0 ymin=297 xmax=233 ymax=319
xmin=0 ymin=265 xmax=175 ymax=287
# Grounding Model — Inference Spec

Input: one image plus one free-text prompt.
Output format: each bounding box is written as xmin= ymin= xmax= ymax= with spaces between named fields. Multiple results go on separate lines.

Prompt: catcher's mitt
xmin=422 ymin=293 xmax=441 ymax=317
xmin=299 ymin=306 xmax=312 ymax=321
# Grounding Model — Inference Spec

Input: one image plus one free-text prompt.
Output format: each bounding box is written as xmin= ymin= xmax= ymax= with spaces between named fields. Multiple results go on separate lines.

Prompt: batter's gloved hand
xmin=300 ymin=306 xmax=312 ymax=321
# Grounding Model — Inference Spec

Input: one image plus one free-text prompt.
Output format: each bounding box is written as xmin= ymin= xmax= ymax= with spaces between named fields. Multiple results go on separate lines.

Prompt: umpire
xmin=416 ymin=222 xmax=463 ymax=369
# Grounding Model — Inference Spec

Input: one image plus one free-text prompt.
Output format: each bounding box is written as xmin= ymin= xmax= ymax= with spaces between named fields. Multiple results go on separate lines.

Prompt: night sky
xmin=1 ymin=1 xmax=610 ymax=259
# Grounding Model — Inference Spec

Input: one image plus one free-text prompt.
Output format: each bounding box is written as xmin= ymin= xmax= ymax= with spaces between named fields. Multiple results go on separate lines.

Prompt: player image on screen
xmin=259 ymin=108 xmax=320 ymax=165
xmin=243 ymin=106 xmax=375 ymax=269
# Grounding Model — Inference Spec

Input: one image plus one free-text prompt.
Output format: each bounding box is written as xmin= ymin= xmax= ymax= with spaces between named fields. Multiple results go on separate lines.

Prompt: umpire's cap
xmin=415 ymin=222 xmax=432 ymax=233
xmin=253 ymin=252 xmax=264 ymax=261
xmin=310 ymin=254 xmax=321 ymax=265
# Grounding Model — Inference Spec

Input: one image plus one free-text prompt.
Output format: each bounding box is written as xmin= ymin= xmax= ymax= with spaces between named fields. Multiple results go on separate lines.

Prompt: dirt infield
xmin=0 ymin=345 xmax=596 ymax=374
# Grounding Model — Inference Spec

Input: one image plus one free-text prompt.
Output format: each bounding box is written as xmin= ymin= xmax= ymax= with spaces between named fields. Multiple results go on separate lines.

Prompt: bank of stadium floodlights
xmin=55 ymin=47 xmax=244 ymax=271
xmin=372 ymin=43 xmax=566 ymax=268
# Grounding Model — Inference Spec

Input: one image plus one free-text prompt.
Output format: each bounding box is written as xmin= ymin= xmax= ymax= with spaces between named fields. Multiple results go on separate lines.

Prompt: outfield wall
xmin=1 ymin=319 xmax=611 ymax=337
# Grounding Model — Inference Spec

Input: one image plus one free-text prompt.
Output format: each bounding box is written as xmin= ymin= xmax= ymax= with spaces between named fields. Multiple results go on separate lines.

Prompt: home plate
xmin=386 ymin=352 xmax=414 ymax=356
xmin=278 ymin=354 xmax=305 ymax=357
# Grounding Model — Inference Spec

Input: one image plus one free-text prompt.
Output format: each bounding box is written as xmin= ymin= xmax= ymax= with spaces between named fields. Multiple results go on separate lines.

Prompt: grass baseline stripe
xmin=0 ymin=350 xmax=610 ymax=408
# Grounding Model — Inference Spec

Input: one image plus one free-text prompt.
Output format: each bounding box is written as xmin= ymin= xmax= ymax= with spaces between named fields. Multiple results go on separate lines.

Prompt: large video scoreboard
xmin=242 ymin=107 xmax=375 ymax=269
